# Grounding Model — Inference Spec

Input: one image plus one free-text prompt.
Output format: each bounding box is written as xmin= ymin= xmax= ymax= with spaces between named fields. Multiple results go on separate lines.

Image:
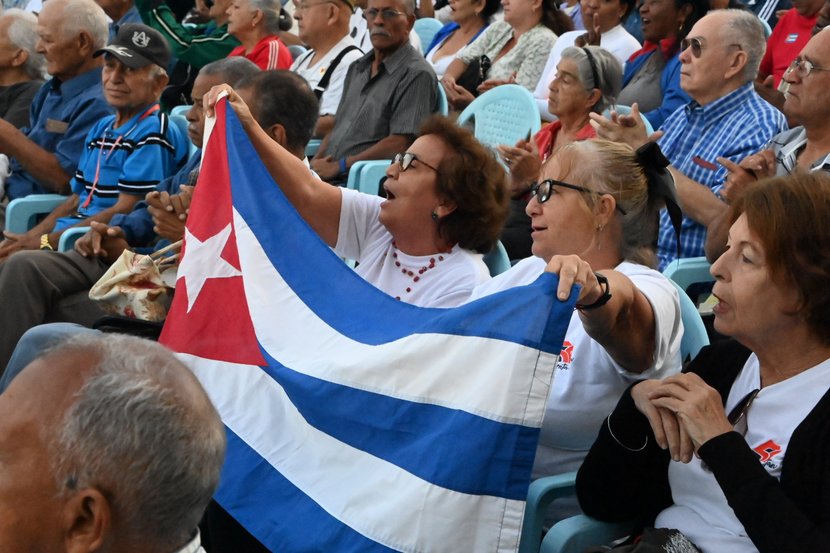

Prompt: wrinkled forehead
xmin=367 ymin=0 xmax=410 ymax=12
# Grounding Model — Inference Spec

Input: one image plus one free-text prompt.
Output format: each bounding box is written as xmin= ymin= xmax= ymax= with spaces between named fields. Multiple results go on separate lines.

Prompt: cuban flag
xmin=160 ymin=99 xmax=576 ymax=552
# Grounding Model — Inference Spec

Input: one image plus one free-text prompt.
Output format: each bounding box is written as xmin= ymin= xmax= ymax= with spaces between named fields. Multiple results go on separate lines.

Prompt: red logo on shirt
xmin=559 ymin=341 xmax=574 ymax=365
xmin=754 ymin=440 xmax=782 ymax=464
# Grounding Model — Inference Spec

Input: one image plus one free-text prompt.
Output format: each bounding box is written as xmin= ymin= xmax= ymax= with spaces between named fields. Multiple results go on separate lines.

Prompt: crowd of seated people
xmin=1 ymin=0 xmax=830 ymax=550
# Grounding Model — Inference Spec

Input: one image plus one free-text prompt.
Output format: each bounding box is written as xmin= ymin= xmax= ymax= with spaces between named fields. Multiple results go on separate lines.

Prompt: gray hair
xmin=49 ymin=333 xmax=226 ymax=551
xmin=200 ymin=56 xmax=261 ymax=84
xmin=555 ymin=139 xmax=662 ymax=268
xmin=720 ymin=9 xmax=766 ymax=82
xmin=248 ymin=0 xmax=283 ymax=34
xmin=57 ymin=0 xmax=110 ymax=50
xmin=3 ymin=9 xmax=45 ymax=79
xmin=559 ymin=46 xmax=623 ymax=113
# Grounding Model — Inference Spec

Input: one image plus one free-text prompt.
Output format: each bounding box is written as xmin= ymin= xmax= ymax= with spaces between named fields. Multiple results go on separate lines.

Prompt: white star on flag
xmin=178 ymin=223 xmax=242 ymax=313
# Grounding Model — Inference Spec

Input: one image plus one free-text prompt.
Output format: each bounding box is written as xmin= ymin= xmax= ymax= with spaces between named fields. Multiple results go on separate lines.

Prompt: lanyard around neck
xmin=80 ymin=104 xmax=160 ymax=211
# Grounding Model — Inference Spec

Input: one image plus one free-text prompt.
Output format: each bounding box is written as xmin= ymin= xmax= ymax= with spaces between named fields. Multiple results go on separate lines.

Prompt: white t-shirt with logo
xmin=469 ymin=256 xmax=682 ymax=510
xmin=291 ymin=34 xmax=364 ymax=116
xmin=335 ymin=188 xmax=489 ymax=308
xmin=656 ymin=354 xmax=830 ymax=553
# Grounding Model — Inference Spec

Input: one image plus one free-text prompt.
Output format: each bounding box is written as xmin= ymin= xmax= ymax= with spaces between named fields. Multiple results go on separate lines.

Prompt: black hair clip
xmin=635 ymin=141 xmax=682 ymax=258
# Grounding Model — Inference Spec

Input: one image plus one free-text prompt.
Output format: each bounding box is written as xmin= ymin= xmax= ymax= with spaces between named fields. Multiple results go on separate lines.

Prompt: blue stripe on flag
xmin=217 ymin=427 xmax=398 ymax=553
xmin=222 ymin=106 xmax=572 ymax=354
xmin=259 ymin=348 xmax=539 ymax=500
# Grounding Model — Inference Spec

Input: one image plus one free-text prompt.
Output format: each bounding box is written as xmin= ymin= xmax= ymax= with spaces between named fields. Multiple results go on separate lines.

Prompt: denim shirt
xmin=6 ymin=68 xmax=112 ymax=200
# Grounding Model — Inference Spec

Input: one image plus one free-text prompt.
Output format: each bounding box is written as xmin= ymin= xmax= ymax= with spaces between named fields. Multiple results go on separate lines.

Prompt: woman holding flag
xmin=469 ymin=138 xmax=683 ymax=521
xmin=204 ymin=86 xmax=509 ymax=308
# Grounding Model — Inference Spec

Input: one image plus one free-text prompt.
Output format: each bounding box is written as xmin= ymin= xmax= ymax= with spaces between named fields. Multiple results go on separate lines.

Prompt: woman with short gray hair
xmin=501 ymin=45 xmax=622 ymax=189
xmin=0 ymin=9 xmax=47 ymax=128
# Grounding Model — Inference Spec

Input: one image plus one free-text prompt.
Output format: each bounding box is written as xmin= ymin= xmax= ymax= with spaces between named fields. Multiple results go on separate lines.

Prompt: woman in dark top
xmin=616 ymin=0 xmax=708 ymax=129
xmin=577 ymin=172 xmax=830 ymax=553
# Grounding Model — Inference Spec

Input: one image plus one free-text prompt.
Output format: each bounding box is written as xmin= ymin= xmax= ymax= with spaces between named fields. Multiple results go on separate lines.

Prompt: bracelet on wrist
xmin=40 ymin=234 xmax=53 ymax=251
xmin=339 ymin=158 xmax=348 ymax=175
xmin=606 ymin=412 xmax=648 ymax=452
xmin=575 ymin=272 xmax=612 ymax=311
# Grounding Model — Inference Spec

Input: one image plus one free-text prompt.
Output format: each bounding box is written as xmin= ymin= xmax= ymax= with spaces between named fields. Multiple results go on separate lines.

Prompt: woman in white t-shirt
xmin=206 ymin=85 xmax=509 ymax=307
xmin=469 ymin=138 xmax=683 ymax=520
xmin=577 ymin=172 xmax=830 ymax=552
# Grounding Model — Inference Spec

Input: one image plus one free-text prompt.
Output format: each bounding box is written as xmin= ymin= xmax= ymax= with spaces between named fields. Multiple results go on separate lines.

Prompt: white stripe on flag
xmin=233 ymin=208 xmax=559 ymax=427
xmin=183 ymin=354 xmax=525 ymax=553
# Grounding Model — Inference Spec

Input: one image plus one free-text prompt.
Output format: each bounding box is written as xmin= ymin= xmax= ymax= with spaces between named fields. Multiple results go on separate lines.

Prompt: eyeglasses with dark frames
xmin=727 ymin=388 xmax=760 ymax=429
xmin=392 ymin=152 xmax=439 ymax=173
xmin=529 ymin=179 xmax=627 ymax=215
xmin=785 ymin=57 xmax=830 ymax=79
xmin=680 ymin=37 xmax=743 ymax=58
xmin=363 ymin=7 xmax=407 ymax=19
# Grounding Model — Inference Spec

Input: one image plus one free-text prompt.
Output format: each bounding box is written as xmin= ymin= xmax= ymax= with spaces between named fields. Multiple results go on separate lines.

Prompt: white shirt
xmin=291 ymin=34 xmax=363 ymax=116
xmin=177 ymin=531 xmax=205 ymax=553
xmin=533 ymin=25 xmax=641 ymax=121
xmin=335 ymin=188 xmax=489 ymax=307
xmin=425 ymin=37 xmax=455 ymax=79
xmin=470 ymin=257 xmax=682 ymax=520
xmin=656 ymin=354 xmax=830 ymax=553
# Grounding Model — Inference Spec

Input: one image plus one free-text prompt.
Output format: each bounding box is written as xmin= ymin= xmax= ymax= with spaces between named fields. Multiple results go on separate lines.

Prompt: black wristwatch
xmin=575 ymin=272 xmax=612 ymax=311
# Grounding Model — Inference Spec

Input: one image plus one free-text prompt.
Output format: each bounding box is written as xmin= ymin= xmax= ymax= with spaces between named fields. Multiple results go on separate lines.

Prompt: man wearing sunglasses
xmin=310 ymin=0 xmax=438 ymax=184
xmin=706 ymin=28 xmax=830 ymax=261
xmin=592 ymin=9 xmax=787 ymax=270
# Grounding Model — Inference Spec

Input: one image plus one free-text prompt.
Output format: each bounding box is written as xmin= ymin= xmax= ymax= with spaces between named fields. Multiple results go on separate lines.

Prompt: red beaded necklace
xmin=389 ymin=240 xmax=451 ymax=301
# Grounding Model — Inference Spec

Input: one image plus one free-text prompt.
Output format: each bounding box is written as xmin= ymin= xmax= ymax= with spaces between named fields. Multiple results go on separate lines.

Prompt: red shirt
xmin=760 ymin=8 xmax=818 ymax=87
xmin=534 ymin=120 xmax=597 ymax=163
xmin=228 ymin=35 xmax=292 ymax=70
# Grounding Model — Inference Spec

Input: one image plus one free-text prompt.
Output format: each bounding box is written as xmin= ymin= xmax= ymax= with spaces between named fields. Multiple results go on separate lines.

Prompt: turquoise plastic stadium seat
xmin=413 ymin=18 xmax=443 ymax=55
xmin=602 ymin=104 xmax=654 ymax=136
xmin=483 ymin=240 xmax=510 ymax=276
xmin=347 ymin=160 xmax=391 ymax=195
xmin=170 ymin=104 xmax=190 ymax=118
xmin=306 ymin=138 xmax=322 ymax=158
xmin=288 ymin=44 xmax=308 ymax=61
xmin=519 ymin=471 xmax=578 ymax=553
xmin=456 ymin=84 xmax=542 ymax=150
xmin=436 ymin=82 xmax=449 ymax=116
xmin=169 ymin=112 xmax=199 ymax=160
xmin=519 ymin=471 xmax=635 ymax=553
xmin=662 ymin=256 xmax=713 ymax=294
xmin=541 ymin=514 xmax=635 ymax=553
xmin=670 ymin=279 xmax=709 ymax=363
xmin=5 ymin=194 xmax=66 ymax=233
xmin=58 ymin=227 xmax=90 ymax=252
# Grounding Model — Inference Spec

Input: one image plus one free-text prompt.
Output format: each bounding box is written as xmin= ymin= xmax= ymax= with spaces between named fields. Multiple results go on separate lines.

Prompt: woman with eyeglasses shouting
xmin=468 ymin=138 xmax=684 ymax=522
xmin=205 ymin=84 xmax=508 ymax=307
xmin=576 ymin=172 xmax=830 ymax=552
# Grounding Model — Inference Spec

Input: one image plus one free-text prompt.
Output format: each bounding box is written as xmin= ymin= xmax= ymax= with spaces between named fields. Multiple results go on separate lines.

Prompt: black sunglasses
xmin=530 ymin=179 xmax=627 ymax=215
xmin=680 ymin=37 xmax=742 ymax=58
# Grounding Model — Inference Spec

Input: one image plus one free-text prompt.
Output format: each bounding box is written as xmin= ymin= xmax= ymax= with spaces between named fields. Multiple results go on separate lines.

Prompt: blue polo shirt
xmin=55 ymin=105 xmax=189 ymax=231
xmin=656 ymin=83 xmax=787 ymax=269
xmin=6 ymin=68 xmax=112 ymax=200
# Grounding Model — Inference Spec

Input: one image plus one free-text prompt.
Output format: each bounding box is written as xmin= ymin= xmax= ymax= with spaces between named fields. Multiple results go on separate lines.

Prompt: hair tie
xmin=635 ymin=141 xmax=682 ymax=257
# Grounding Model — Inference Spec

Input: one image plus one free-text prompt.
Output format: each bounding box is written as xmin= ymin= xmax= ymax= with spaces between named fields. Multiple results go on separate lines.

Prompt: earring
xmin=596 ymin=224 xmax=604 ymax=232
xmin=431 ymin=212 xmax=439 ymax=220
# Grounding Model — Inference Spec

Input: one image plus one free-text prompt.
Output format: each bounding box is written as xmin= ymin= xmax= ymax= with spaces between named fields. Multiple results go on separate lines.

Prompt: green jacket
xmin=135 ymin=0 xmax=240 ymax=68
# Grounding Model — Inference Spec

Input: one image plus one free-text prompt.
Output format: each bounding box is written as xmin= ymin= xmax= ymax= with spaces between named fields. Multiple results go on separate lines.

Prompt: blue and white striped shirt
xmin=656 ymin=83 xmax=787 ymax=269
